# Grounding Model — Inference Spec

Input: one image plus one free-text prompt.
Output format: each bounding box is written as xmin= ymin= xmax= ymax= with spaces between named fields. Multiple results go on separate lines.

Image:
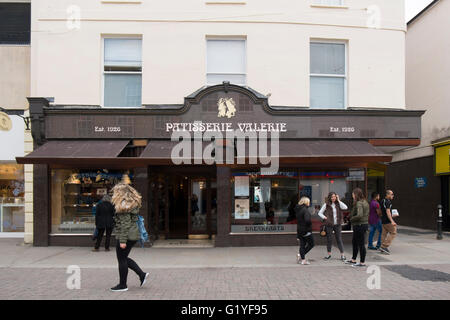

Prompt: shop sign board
xmin=414 ymin=177 xmax=427 ymax=188
xmin=435 ymin=143 xmax=450 ymax=175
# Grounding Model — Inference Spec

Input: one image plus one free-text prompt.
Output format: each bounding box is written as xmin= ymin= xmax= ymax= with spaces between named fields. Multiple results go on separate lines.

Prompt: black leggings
xmin=95 ymin=227 xmax=113 ymax=250
xmin=352 ymin=224 xmax=368 ymax=263
xmin=116 ymin=240 xmax=145 ymax=286
xmin=298 ymin=234 xmax=315 ymax=260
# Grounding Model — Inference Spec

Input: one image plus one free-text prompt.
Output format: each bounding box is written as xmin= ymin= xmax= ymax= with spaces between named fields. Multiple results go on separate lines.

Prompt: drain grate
xmin=383 ymin=265 xmax=450 ymax=282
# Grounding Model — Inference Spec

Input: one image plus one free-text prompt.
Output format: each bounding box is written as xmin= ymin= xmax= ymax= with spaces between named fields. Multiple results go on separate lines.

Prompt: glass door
xmin=189 ymin=178 xmax=209 ymax=236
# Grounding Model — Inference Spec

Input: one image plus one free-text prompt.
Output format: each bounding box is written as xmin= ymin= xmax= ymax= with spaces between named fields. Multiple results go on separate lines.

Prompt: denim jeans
xmin=368 ymin=220 xmax=382 ymax=248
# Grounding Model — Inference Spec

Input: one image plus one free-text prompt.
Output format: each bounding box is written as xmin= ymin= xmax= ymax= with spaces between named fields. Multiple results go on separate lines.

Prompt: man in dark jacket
xmin=295 ymin=197 xmax=314 ymax=265
xmin=93 ymin=195 xmax=115 ymax=251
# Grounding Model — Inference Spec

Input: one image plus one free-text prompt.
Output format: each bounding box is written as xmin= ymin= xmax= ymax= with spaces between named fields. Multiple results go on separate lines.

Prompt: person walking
xmin=345 ymin=188 xmax=370 ymax=267
xmin=368 ymin=192 xmax=382 ymax=250
xmin=379 ymin=190 xmax=396 ymax=255
xmin=318 ymin=192 xmax=347 ymax=261
xmin=92 ymin=194 xmax=115 ymax=252
xmin=110 ymin=183 xmax=149 ymax=292
xmin=295 ymin=197 xmax=314 ymax=265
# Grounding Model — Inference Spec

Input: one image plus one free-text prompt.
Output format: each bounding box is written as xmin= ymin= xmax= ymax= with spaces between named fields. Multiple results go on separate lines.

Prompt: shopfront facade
xmin=18 ymin=84 xmax=424 ymax=246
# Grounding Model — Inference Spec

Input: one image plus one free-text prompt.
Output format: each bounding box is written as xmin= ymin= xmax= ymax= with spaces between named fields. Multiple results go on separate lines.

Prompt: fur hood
xmin=111 ymin=183 xmax=142 ymax=213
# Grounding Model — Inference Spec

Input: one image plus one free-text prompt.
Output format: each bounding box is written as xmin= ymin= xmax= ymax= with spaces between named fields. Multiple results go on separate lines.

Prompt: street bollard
xmin=437 ymin=204 xmax=443 ymax=240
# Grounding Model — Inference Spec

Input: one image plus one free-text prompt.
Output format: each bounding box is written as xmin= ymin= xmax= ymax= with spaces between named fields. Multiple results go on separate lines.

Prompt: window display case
xmin=51 ymin=169 xmax=133 ymax=234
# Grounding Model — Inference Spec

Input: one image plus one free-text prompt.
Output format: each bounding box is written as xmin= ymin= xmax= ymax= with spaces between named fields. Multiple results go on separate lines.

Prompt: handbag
xmin=136 ymin=215 xmax=149 ymax=247
xmin=319 ymin=224 xmax=327 ymax=237
xmin=92 ymin=228 xmax=98 ymax=241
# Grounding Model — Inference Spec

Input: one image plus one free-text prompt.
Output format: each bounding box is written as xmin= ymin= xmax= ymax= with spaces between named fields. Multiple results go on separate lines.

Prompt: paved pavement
xmin=0 ymin=226 xmax=449 ymax=300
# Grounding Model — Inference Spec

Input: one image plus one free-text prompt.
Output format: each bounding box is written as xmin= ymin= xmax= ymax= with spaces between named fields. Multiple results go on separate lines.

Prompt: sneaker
xmin=323 ymin=255 xmax=332 ymax=260
xmin=379 ymin=247 xmax=390 ymax=255
xmin=352 ymin=263 xmax=367 ymax=268
xmin=345 ymin=260 xmax=356 ymax=265
xmin=301 ymin=260 xmax=310 ymax=265
xmin=110 ymin=284 xmax=128 ymax=292
xmin=140 ymin=273 xmax=149 ymax=287
xmin=297 ymin=254 xmax=301 ymax=263
xmin=105 ymin=248 xmax=110 ymax=252
xmin=340 ymin=255 xmax=346 ymax=261
xmin=368 ymin=246 xmax=377 ymax=250
xmin=91 ymin=248 xmax=99 ymax=252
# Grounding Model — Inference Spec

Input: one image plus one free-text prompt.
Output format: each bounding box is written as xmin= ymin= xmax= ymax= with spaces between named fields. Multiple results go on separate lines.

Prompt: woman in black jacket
xmin=296 ymin=197 xmax=315 ymax=265
xmin=93 ymin=194 xmax=115 ymax=252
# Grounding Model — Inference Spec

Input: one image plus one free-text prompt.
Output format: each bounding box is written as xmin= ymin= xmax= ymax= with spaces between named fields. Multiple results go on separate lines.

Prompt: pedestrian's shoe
xmin=140 ymin=273 xmax=149 ymax=287
xmin=340 ymin=255 xmax=346 ymax=261
xmin=105 ymin=248 xmax=110 ymax=252
xmin=323 ymin=255 xmax=332 ymax=260
xmin=301 ymin=260 xmax=310 ymax=265
xmin=379 ymin=247 xmax=390 ymax=255
xmin=368 ymin=246 xmax=377 ymax=250
xmin=91 ymin=248 xmax=99 ymax=252
xmin=297 ymin=254 xmax=301 ymax=263
xmin=352 ymin=263 xmax=367 ymax=268
xmin=345 ymin=260 xmax=356 ymax=265
xmin=110 ymin=284 xmax=128 ymax=292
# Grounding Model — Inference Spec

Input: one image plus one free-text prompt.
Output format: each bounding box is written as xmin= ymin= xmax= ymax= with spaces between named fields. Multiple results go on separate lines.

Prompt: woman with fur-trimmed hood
xmin=110 ymin=183 xmax=149 ymax=292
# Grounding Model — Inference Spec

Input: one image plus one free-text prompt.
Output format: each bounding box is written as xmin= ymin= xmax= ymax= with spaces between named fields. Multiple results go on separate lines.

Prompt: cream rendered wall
xmin=31 ymin=0 xmax=406 ymax=108
xmin=392 ymin=0 xmax=450 ymax=162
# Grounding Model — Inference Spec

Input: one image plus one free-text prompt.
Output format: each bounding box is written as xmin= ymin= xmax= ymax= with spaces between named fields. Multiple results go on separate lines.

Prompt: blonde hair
xmin=111 ymin=183 xmax=142 ymax=213
xmin=298 ymin=197 xmax=310 ymax=207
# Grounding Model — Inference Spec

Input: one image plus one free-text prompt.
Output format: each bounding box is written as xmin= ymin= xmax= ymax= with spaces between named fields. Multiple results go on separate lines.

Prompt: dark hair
xmin=352 ymin=188 xmax=366 ymax=202
xmin=326 ymin=192 xmax=337 ymax=206
xmin=371 ymin=192 xmax=379 ymax=200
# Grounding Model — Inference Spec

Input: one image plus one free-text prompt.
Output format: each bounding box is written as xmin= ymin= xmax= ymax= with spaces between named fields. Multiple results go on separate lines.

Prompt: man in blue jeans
xmin=368 ymin=192 xmax=382 ymax=250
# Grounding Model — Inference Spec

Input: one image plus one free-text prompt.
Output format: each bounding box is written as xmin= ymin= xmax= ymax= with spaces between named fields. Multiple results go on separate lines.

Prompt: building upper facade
xmin=31 ymin=0 xmax=406 ymax=109
xmin=0 ymin=0 xmax=30 ymax=110
xmin=394 ymin=0 xmax=450 ymax=162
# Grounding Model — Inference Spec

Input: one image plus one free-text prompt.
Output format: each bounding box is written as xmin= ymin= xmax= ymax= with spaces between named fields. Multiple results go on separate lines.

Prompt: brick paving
xmin=1 ymin=263 xmax=449 ymax=300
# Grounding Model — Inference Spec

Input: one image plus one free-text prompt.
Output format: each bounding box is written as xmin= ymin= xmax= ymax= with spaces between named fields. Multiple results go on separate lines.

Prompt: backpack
xmin=136 ymin=215 xmax=149 ymax=247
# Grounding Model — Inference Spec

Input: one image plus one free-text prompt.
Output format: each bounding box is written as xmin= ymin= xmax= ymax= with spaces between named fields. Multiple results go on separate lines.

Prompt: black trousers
xmin=116 ymin=240 xmax=145 ymax=286
xmin=298 ymin=234 xmax=315 ymax=260
xmin=352 ymin=224 xmax=368 ymax=263
xmin=94 ymin=227 xmax=113 ymax=249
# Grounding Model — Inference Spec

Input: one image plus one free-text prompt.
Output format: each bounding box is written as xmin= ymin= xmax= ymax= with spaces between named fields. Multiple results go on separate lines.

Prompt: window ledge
xmin=101 ymin=0 xmax=142 ymax=4
xmin=205 ymin=1 xmax=246 ymax=5
xmin=310 ymin=4 xmax=348 ymax=9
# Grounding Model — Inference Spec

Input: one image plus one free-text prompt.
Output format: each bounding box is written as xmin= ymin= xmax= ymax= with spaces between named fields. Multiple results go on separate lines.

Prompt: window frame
xmin=312 ymin=0 xmax=345 ymax=7
xmin=206 ymin=37 xmax=247 ymax=86
xmin=309 ymin=39 xmax=348 ymax=109
xmin=101 ymin=35 xmax=143 ymax=108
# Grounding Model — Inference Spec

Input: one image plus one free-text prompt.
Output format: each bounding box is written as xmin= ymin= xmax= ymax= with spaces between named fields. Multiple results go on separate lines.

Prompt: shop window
xmin=51 ymin=169 xmax=133 ymax=234
xmin=231 ymin=169 xmax=365 ymax=233
xmin=0 ymin=164 xmax=24 ymax=232
xmin=207 ymin=39 xmax=246 ymax=85
xmin=310 ymin=42 xmax=346 ymax=109
xmin=103 ymin=38 xmax=142 ymax=107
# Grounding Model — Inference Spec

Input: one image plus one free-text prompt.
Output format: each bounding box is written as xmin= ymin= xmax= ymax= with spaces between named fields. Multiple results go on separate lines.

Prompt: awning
xmin=16 ymin=140 xmax=130 ymax=165
xmin=140 ymin=139 xmax=392 ymax=164
xmin=140 ymin=140 xmax=216 ymax=164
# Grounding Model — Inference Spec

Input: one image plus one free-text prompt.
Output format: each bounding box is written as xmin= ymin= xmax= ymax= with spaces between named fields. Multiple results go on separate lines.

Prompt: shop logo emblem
xmin=217 ymin=98 xmax=236 ymax=119
xmin=0 ymin=112 xmax=12 ymax=131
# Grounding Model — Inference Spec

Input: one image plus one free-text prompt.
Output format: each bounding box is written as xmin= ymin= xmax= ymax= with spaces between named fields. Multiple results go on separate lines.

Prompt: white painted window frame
xmin=206 ymin=36 xmax=247 ymax=86
xmin=310 ymin=39 xmax=348 ymax=109
xmin=101 ymin=35 xmax=143 ymax=108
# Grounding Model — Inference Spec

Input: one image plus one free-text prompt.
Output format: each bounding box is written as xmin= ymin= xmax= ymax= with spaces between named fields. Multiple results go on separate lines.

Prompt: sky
xmin=405 ymin=0 xmax=435 ymax=23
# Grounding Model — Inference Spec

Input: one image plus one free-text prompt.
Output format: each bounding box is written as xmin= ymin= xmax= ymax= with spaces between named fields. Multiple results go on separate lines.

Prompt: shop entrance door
xmin=151 ymin=168 xmax=216 ymax=240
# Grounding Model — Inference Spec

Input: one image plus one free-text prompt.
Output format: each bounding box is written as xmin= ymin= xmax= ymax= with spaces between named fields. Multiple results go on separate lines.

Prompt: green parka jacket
xmin=114 ymin=208 xmax=140 ymax=244
xmin=350 ymin=200 xmax=370 ymax=226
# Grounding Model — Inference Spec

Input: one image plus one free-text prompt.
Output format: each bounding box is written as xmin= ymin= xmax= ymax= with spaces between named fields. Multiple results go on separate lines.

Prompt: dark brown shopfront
xmin=17 ymin=83 xmax=424 ymax=247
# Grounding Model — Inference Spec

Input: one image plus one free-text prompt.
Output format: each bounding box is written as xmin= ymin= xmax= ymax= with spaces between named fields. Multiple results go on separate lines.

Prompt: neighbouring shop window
xmin=231 ymin=169 xmax=365 ymax=233
xmin=0 ymin=164 xmax=24 ymax=232
xmin=103 ymin=38 xmax=142 ymax=107
xmin=51 ymin=169 xmax=133 ymax=234
xmin=310 ymin=42 xmax=346 ymax=109
xmin=207 ymin=39 xmax=246 ymax=85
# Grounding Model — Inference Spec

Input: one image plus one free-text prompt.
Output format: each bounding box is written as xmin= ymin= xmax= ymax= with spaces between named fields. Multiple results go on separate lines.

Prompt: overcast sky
xmin=405 ymin=0 xmax=435 ymax=22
